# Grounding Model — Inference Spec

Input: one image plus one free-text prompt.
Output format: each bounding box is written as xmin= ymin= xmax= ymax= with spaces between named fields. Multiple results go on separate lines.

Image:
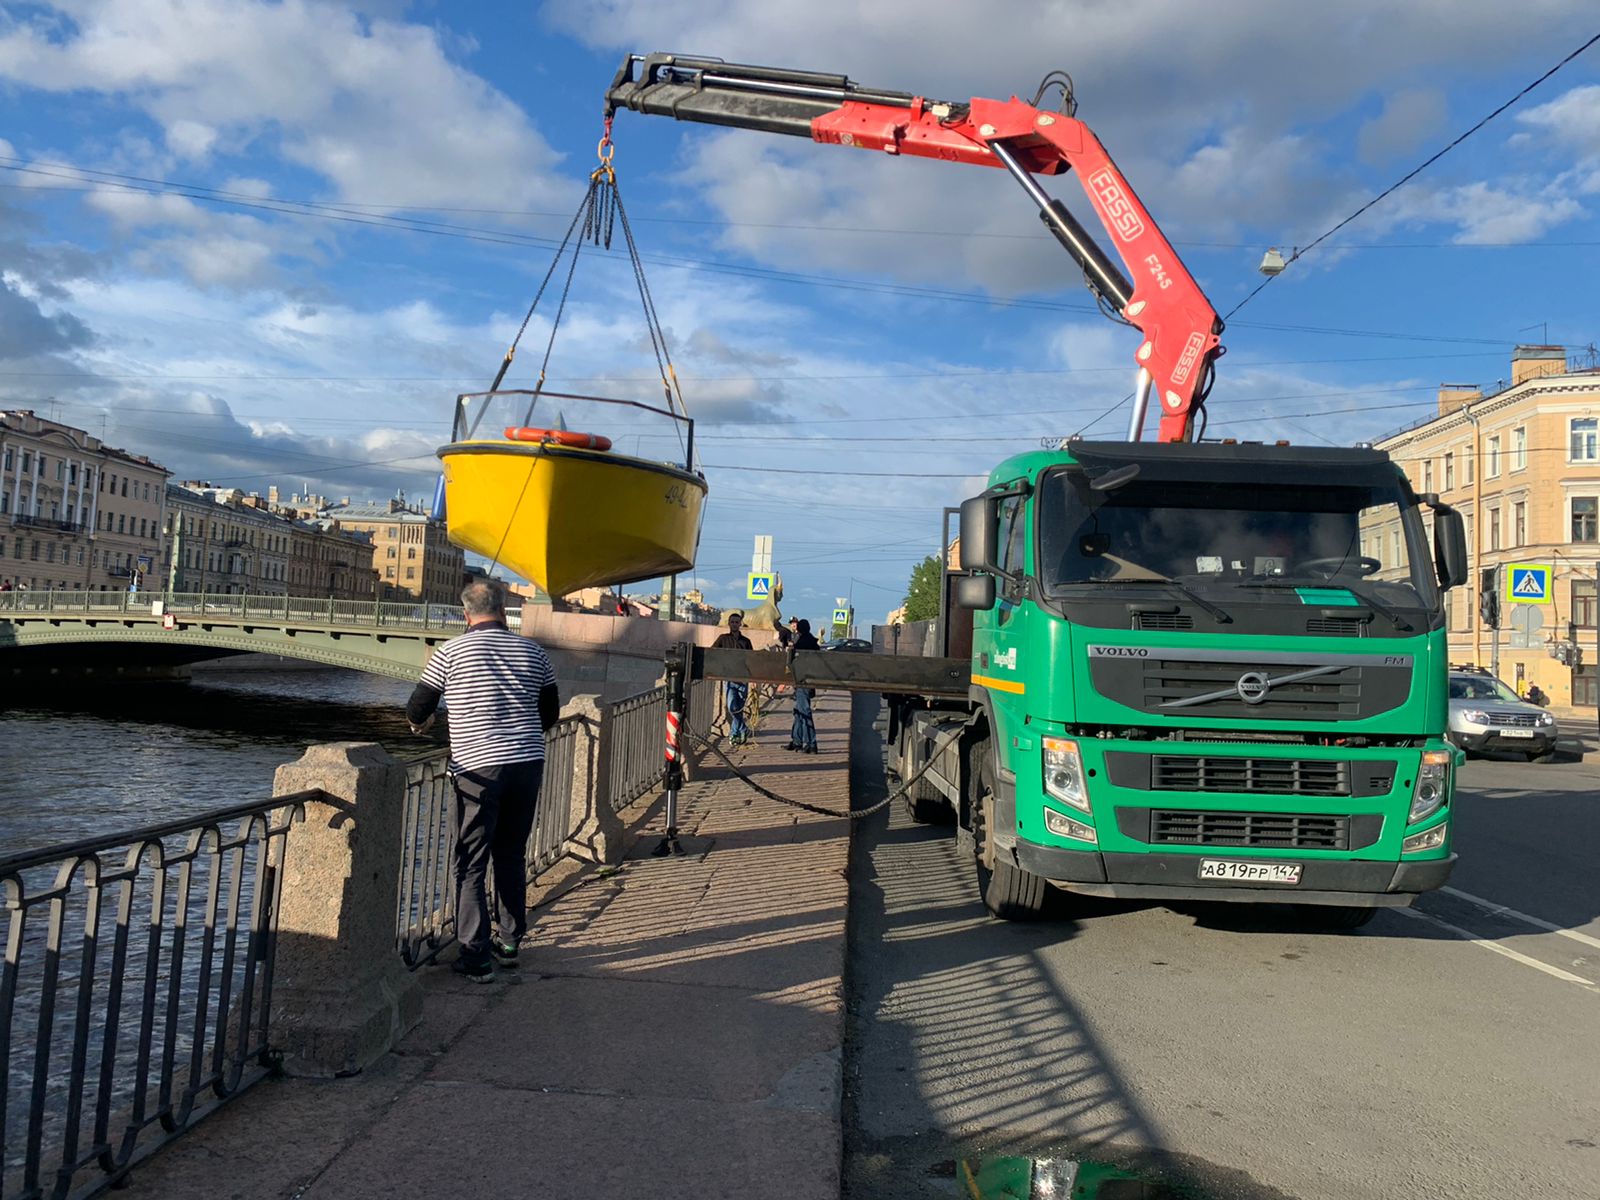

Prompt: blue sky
xmin=3 ymin=2 xmax=1599 ymax=623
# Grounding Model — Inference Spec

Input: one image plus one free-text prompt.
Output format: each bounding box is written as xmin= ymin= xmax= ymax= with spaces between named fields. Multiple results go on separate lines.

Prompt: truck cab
xmin=900 ymin=439 xmax=1469 ymax=926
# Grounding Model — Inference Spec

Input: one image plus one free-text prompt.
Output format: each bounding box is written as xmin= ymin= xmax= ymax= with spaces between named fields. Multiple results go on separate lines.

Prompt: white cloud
xmin=1515 ymin=83 xmax=1600 ymax=160
xmin=1384 ymin=180 xmax=1583 ymax=244
xmin=0 ymin=0 xmax=567 ymax=209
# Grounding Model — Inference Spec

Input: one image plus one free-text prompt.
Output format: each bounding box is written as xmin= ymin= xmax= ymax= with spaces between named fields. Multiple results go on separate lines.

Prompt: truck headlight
xmin=1458 ymin=708 xmax=1489 ymax=726
xmin=1402 ymin=822 xmax=1448 ymax=853
xmin=1043 ymin=806 xmax=1098 ymax=844
xmin=1408 ymin=750 xmax=1451 ymax=823
xmin=1042 ymin=737 xmax=1090 ymax=812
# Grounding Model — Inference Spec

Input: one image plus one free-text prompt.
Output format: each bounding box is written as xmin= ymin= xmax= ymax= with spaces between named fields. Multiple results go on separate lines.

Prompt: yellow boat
xmin=437 ymin=429 xmax=707 ymax=597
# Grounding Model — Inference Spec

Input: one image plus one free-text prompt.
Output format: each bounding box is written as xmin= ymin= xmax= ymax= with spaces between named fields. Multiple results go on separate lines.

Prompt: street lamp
xmin=1258 ymin=247 xmax=1291 ymax=276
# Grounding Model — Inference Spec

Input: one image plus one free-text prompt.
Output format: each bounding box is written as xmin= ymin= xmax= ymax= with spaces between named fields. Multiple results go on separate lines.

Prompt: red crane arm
xmin=606 ymin=55 xmax=1223 ymax=442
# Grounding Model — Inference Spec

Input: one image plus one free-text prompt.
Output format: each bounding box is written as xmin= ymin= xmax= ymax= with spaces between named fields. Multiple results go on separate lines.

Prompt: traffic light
xmin=1478 ymin=579 xmax=1499 ymax=628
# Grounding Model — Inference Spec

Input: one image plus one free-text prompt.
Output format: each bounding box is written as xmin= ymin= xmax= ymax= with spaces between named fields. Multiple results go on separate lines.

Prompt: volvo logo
xmin=1235 ymin=671 xmax=1271 ymax=704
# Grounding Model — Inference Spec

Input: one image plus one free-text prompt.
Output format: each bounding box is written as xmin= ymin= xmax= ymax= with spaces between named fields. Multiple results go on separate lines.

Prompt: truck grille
xmin=1134 ymin=611 xmax=1194 ymax=631
xmin=1305 ymin=617 xmax=1366 ymax=637
xmin=1150 ymin=809 xmax=1351 ymax=850
xmin=1484 ymin=710 xmax=1539 ymax=727
xmin=1151 ymin=755 xmax=1350 ymax=796
xmin=1086 ymin=648 xmax=1413 ymax=721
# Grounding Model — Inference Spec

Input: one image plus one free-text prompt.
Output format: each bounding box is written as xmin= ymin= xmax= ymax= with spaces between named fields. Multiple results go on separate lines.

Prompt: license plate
xmin=1500 ymin=729 xmax=1534 ymax=739
xmin=1198 ymin=859 xmax=1302 ymax=885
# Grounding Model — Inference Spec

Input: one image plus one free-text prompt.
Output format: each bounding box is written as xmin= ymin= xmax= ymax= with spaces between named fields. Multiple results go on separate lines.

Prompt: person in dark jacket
xmin=786 ymin=618 xmax=820 ymax=753
xmin=406 ymin=582 xmax=559 ymax=983
xmin=712 ymin=612 xmax=754 ymax=744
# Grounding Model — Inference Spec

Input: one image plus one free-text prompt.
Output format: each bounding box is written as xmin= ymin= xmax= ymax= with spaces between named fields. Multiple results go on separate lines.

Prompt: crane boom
xmin=605 ymin=53 xmax=1224 ymax=442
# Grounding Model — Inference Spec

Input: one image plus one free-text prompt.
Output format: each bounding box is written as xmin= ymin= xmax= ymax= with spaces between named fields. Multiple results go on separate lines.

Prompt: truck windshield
xmin=1036 ymin=470 xmax=1438 ymax=610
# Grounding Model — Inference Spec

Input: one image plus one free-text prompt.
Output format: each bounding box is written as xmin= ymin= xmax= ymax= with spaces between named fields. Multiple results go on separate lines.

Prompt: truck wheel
xmin=903 ymin=769 xmax=953 ymax=824
xmin=1294 ymin=904 xmax=1376 ymax=931
xmin=970 ymin=742 xmax=1048 ymax=920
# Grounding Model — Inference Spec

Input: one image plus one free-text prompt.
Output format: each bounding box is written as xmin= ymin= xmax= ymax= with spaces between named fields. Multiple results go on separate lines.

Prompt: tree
xmin=903 ymin=554 xmax=942 ymax=622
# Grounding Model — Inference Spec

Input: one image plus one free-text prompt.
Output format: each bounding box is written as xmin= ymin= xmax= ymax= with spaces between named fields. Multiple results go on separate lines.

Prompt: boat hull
xmin=437 ymin=441 xmax=706 ymax=596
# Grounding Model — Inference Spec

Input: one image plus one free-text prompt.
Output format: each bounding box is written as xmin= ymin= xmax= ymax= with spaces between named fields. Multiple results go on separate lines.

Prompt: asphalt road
xmin=842 ymin=695 xmax=1600 ymax=1200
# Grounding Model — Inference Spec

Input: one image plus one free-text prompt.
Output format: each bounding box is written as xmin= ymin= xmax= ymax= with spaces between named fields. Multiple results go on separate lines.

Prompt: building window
xmin=45 ymin=543 xmax=55 ymax=563
xmin=117 ymin=514 xmax=126 ymax=534
xmin=55 ymin=460 xmax=64 ymax=481
xmin=1488 ymin=507 xmax=1501 ymax=550
xmin=120 ymin=477 xmax=127 ymax=497
xmin=1486 ymin=435 xmax=1501 ymax=478
xmin=1422 ymin=460 xmax=1434 ymax=492
xmin=387 ymin=546 xmax=397 ymax=558
xmin=1574 ymin=498 xmax=1599 ymax=542
xmin=1575 ymin=580 xmax=1597 ymax=628
xmin=0 ymin=491 xmax=7 ymax=515
xmin=407 ymin=547 xmax=417 ymax=559
xmin=1513 ymin=500 xmax=1526 ymax=547
xmin=1 ymin=449 xmax=9 ymax=470
xmin=1573 ymin=418 xmax=1600 ymax=462
xmin=1512 ymin=427 xmax=1527 ymax=471
xmin=69 ymin=463 xmax=77 ymax=485
xmin=1465 ymin=452 xmax=1474 ymax=486
xmin=21 ymin=452 xmax=32 ymax=473
xmin=1390 ymin=529 xmax=1402 ymax=566
xmin=405 ymin=567 xmax=416 ymax=580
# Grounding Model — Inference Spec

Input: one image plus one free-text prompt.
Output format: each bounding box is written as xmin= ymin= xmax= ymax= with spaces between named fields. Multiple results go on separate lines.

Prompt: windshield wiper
xmin=1242 ymin=578 xmax=1413 ymax=631
xmin=1093 ymin=577 xmax=1232 ymax=624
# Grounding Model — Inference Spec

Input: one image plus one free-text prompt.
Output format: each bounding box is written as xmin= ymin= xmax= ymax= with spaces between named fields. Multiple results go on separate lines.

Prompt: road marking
xmin=1441 ymin=885 xmax=1600 ymax=952
xmin=1394 ymin=906 xmax=1600 ymax=993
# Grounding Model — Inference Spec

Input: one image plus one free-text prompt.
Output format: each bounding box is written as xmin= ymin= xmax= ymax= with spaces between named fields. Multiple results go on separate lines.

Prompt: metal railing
xmin=395 ymin=719 xmax=580 ymax=969
xmin=0 ymin=590 xmax=520 ymax=634
xmin=606 ymin=687 xmax=670 ymax=811
xmin=9 ymin=515 xmax=81 ymax=534
xmin=1 ymin=797 xmax=307 ymax=1200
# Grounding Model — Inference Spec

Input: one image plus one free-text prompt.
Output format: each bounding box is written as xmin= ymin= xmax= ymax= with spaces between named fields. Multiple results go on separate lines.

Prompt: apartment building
xmin=286 ymin=518 xmax=379 ymax=601
xmin=0 ymin=410 xmax=168 ymax=591
xmin=1371 ymin=345 xmax=1600 ymax=706
xmin=164 ymin=484 xmax=291 ymax=595
xmin=318 ymin=498 xmax=465 ymax=604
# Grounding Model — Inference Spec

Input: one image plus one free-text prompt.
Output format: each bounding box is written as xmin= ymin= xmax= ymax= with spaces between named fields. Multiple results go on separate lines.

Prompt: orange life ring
xmin=503 ymin=426 xmax=613 ymax=451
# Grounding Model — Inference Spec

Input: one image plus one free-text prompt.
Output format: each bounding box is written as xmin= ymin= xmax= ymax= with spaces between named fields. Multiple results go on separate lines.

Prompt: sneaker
xmin=782 ymin=742 xmax=798 ymax=751
xmin=451 ymin=955 xmax=495 ymax=984
xmin=491 ymin=938 xmax=520 ymax=968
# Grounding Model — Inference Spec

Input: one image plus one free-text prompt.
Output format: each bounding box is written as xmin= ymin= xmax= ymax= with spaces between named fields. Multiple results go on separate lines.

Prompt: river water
xmin=0 ymin=665 xmax=449 ymax=859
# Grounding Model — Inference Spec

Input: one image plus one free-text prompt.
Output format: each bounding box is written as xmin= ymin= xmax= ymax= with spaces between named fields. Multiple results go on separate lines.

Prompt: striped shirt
xmin=419 ymin=624 xmax=557 ymax=771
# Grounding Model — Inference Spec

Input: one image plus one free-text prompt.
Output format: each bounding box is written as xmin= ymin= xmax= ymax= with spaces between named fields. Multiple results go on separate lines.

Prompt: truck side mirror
xmin=958 ymin=494 xmax=998 ymax=573
xmin=953 ymin=573 xmax=996 ymax=611
xmin=1432 ymin=506 xmax=1469 ymax=591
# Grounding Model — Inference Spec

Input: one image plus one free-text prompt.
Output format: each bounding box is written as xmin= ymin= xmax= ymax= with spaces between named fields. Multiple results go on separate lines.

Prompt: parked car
xmin=1446 ymin=670 xmax=1558 ymax=760
xmin=825 ymin=638 xmax=874 ymax=654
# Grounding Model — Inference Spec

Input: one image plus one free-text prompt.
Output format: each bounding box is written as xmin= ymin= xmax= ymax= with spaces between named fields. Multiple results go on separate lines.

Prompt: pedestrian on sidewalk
xmin=786 ymin=618 xmax=820 ymax=753
xmin=406 ymin=581 xmax=559 ymax=984
xmin=712 ymin=611 xmax=754 ymax=744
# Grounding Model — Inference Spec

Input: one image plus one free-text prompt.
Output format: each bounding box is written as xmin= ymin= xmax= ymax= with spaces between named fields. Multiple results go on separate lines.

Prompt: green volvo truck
xmin=889 ymin=438 xmax=1470 ymax=926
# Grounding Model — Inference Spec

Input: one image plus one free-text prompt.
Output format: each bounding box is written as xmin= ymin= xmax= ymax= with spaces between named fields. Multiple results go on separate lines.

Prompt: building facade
xmin=163 ymin=485 xmax=377 ymax=600
xmin=318 ymin=499 xmax=465 ymax=605
xmin=0 ymin=410 xmax=168 ymax=592
xmin=1371 ymin=345 xmax=1600 ymax=706
xmin=164 ymin=484 xmax=291 ymax=595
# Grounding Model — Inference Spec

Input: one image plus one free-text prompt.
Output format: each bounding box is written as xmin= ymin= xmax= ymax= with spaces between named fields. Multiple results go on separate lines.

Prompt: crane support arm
xmin=606 ymin=54 xmax=1223 ymax=441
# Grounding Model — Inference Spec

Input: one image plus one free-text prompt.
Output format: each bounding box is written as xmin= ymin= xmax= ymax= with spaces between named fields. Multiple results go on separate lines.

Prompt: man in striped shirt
xmin=407 ymin=581 xmax=559 ymax=982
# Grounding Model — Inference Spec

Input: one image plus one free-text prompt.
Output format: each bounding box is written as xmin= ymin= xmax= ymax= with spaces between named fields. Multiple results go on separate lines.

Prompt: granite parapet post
xmin=270 ymin=742 xmax=424 ymax=1078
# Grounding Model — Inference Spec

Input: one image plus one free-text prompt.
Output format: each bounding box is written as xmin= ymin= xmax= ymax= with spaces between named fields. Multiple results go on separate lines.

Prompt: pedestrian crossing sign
xmin=832 ymin=607 xmax=850 ymax=626
xmin=747 ymin=573 xmax=774 ymax=600
xmin=1504 ymin=563 xmax=1552 ymax=604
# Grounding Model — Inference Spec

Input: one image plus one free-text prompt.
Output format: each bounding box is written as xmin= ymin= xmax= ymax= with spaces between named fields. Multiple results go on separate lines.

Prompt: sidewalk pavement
xmin=122 ymin=693 xmax=855 ymax=1200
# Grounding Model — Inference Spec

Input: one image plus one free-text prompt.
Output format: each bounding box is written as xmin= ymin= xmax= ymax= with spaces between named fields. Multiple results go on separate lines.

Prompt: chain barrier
xmin=681 ymin=711 xmax=977 ymax=821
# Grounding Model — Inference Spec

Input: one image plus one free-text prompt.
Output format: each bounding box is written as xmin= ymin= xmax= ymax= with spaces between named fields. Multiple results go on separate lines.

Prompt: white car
xmin=1446 ymin=671 xmax=1557 ymax=761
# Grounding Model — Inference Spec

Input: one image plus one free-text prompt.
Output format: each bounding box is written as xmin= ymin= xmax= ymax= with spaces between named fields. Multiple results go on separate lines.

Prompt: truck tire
xmin=903 ymin=769 xmax=953 ymax=824
xmin=970 ymin=741 xmax=1049 ymax=920
xmin=1294 ymin=904 xmax=1376 ymax=931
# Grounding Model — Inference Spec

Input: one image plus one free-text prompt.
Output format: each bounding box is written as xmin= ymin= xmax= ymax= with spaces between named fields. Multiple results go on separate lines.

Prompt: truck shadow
xmin=842 ymin=695 xmax=1290 ymax=1200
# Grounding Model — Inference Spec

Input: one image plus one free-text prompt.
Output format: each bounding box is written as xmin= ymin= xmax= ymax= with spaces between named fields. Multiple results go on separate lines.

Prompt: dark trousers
xmin=452 ymin=759 xmax=544 ymax=962
xmin=791 ymin=687 xmax=816 ymax=750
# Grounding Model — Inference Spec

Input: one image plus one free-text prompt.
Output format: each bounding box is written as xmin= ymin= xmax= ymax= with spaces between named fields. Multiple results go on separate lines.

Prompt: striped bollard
xmin=652 ymin=641 xmax=691 ymax=857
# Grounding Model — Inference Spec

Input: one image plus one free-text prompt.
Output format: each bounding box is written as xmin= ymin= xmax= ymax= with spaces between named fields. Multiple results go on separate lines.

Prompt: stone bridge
xmin=0 ymin=591 xmax=762 ymax=700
